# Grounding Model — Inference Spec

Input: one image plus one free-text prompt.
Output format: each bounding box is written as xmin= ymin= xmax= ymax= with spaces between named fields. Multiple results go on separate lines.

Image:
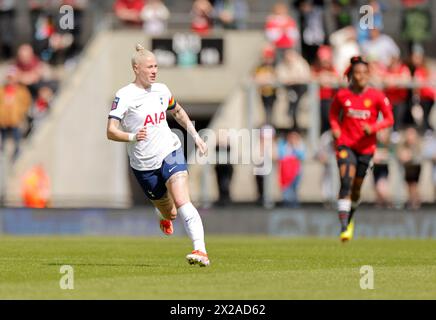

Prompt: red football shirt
xmin=265 ymin=15 xmax=299 ymax=49
xmin=414 ymin=67 xmax=435 ymax=101
xmin=329 ymin=87 xmax=394 ymax=155
xmin=383 ymin=64 xmax=410 ymax=105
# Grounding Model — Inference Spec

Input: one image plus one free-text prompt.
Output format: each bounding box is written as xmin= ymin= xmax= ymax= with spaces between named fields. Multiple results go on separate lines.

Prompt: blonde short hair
xmin=131 ymin=44 xmax=155 ymax=67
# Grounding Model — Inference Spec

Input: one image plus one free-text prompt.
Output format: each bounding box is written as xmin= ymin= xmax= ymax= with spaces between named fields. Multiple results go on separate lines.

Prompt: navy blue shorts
xmin=132 ymin=148 xmax=188 ymax=200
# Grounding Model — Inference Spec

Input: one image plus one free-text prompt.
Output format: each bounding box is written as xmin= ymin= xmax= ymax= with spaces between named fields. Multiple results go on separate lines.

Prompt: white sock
xmin=338 ymin=199 xmax=351 ymax=212
xmin=178 ymin=202 xmax=206 ymax=253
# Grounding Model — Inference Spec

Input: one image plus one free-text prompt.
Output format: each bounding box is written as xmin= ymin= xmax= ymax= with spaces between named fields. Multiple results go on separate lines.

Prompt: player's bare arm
xmin=106 ymin=118 xmax=146 ymax=142
xmin=170 ymin=102 xmax=208 ymax=156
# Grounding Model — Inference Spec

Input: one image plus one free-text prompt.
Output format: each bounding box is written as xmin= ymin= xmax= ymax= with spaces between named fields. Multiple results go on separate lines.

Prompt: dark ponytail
xmin=344 ymin=56 xmax=369 ymax=81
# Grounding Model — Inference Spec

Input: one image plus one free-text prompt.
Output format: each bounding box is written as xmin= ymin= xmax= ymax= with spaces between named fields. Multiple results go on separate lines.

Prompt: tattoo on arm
xmin=172 ymin=104 xmax=198 ymax=138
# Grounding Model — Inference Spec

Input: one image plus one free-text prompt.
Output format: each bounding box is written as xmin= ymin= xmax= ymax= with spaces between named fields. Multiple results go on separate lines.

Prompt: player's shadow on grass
xmin=45 ymin=262 xmax=153 ymax=267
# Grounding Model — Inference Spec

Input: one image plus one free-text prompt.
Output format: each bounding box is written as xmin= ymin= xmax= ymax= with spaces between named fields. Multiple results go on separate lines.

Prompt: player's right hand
xmin=136 ymin=127 xmax=147 ymax=141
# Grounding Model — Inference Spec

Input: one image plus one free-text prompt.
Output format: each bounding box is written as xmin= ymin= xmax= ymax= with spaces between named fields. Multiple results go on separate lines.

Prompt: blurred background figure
xmin=254 ymin=45 xmax=277 ymax=125
xmin=397 ymin=127 xmax=423 ymax=210
xmin=329 ymin=26 xmax=360 ymax=76
xmin=14 ymin=43 xmax=58 ymax=98
xmin=28 ymin=0 xmax=89 ymax=63
xmin=191 ymin=0 xmax=214 ymax=35
xmin=213 ymin=0 xmax=249 ymax=30
xmin=264 ymin=2 xmax=300 ymax=63
xmin=253 ymin=124 xmax=276 ymax=205
xmin=140 ymin=0 xmax=170 ymax=35
xmin=277 ymin=130 xmax=305 ymax=207
xmin=423 ymin=131 xmax=436 ymax=202
xmin=26 ymin=85 xmax=54 ymax=137
xmin=331 ymin=0 xmax=357 ymax=30
xmin=361 ymin=27 xmax=400 ymax=68
xmin=311 ymin=45 xmax=339 ymax=135
xmin=408 ymin=46 xmax=435 ymax=135
xmin=59 ymin=0 xmax=89 ymax=58
xmin=47 ymin=31 xmax=74 ymax=66
xmin=214 ymin=131 xmax=234 ymax=206
xmin=400 ymin=0 xmax=432 ymax=55
xmin=292 ymin=0 xmax=327 ymax=65
xmin=113 ymin=0 xmax=145 ymax=26
xmin=276 ymin=49 xmax=311 ymax=130
xmin=356 ymin=0 xmax=385 ymax=44
xmin=382 ymin=55 xmax=412 ymax=138
xmin=21 ymin=164 xmax=51 ymax=208
xmin=14 ymin=43 xmax=45 ymax=97
xmin=372 ymin=129 xmax=393 ymax=208
xmin=29 ymin=0 xmax=56 ymax=60
xmin=0 ymin=0 xmax=16 ymax=60
xmin=0 ymin=67 xmax=32 ymax=162
xmin=314 ymin=130 xmax=336 ymax=207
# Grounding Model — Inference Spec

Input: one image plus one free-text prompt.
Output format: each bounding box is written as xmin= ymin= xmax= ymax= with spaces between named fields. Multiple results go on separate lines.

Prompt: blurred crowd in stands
xmin=113 ymin=0 xmax=249 ymax=35
xmin=0 ymin=0 xmax=89 ymax=165
xmin=249 ymin=0 xmax=436 ymax=209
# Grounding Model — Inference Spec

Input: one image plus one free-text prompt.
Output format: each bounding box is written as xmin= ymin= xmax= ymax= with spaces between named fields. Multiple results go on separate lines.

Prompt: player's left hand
xmin=194 ymin=135 xmax=208 ymax=156
xmin=362 ymin=123 xmax=372 ymax=135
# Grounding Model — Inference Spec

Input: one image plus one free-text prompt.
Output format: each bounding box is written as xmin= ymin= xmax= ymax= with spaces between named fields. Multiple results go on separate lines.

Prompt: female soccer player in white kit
xmin=106 ymin=44 xmax=210 ymax=267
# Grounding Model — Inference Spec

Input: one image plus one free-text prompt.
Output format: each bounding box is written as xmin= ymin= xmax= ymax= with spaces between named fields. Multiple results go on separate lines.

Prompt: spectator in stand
xmin=382 ymin=55 xmax=412 ymax=136
xmin=29 ymin=0 xmax=87 ymax=63
xmin=140 ymin=0 xmax=170 ymax=35
xmin=26 ymin=85 xmax=54 ymax=137
xmin=254 ymin=45 xmax=277 ymax=125
xmin=372 ymin=128 xmax=393 ymax=208
xmin=265 ymin=2 xmax=300 ymax=62
xmin=58 ymin=0 xmax=89 ymax=60
xmin=0 ymin=67 xmax=32 ymax=162
xmin=397 ymin=126 xmax=422 ymax=210
xmin=409 ymin=46 xmax=435 ymax=134
xmin=401 ymin=0 xmax=431 ymax=55
xmin=314 ymin=130 xmax=336 ymax=207
xmin=367 ymin=57 xmax=384 ymax=87
xmin=15 ymin=44 xmax=45 ymax=97
xmin=356 ymin=0 xmax=385 ymax=44
xmin=277 ymin=130 xmax=305 ymax=207
xmin=213 ymin=0 xmax=249 ymax=30
xmin=0 ymin=0 xmax=16 ymax=60
xmin=114 ymin=0 xmax=145 ymax=26
xmin=214 ymin=131 xmax=234 ymax=206
xmin=423 ymin=131 xmax=436 ymax=201
xmin=191 ymin=0 xmax=214 ymax=36
xmin=276 ymin=49 xmax=311 ymax=130
xmin=292 ymin=0 xmax=327 ymax=64
xmin=252 ymin=124 xmax=276 ymax=205
xmin=360 ymin=27 xmax=400 ymax=68
xmin=331 ymin=0 xmax=358 ymax=31
xmin=28 ymin=0 xmax=56 ymax=60
xmin=329 ymin=26 xmax=360 ymax=76
xmin=14 ymin=44 xmax=58 ymax=100
xmin=28 ymin=0 xmax=82 ymax=65
xmin=47 ymin=30 xmax=74 ymax=65
xmin=311 ymin=45 xmax=339 ymax=135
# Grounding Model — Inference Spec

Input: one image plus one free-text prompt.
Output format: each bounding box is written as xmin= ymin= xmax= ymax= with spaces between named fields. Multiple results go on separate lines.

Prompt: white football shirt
xmin=108 ymin=82 xmax=181 ymax=171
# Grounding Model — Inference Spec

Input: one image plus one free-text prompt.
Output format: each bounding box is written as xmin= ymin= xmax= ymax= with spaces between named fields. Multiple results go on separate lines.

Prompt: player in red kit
xmin=329 ymin=56 xmax=394 ymax=242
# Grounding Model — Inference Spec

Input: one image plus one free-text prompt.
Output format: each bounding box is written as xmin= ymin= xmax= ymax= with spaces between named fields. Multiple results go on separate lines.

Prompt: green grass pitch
xmin=0 ymin=236 xmax=435 ymax=299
